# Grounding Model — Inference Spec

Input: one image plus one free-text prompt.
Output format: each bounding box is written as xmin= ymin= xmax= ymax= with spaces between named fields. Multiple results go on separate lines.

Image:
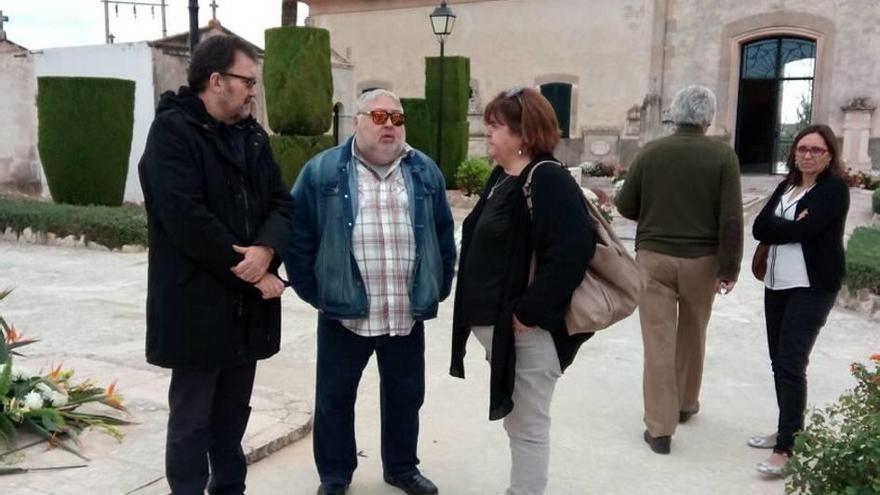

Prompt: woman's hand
xmin=512 ymin=314 xmax=536 ymax=335
xmin=796 ymin=208 xmax=809 ymax=221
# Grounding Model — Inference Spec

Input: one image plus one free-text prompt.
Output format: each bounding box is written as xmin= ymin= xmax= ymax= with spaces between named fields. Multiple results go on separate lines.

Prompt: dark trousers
xmin=166 ymin=361 xmax=256 ymax=495
xmin=314 ymin=317 xmax=425 ymax=485
xmin=764 ymin=287 xmax=836 ymax=454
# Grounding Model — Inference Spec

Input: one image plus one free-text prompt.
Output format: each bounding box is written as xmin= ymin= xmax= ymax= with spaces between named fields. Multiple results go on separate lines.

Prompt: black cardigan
xmin=752 ymin=175 xmax=849 ymax=293
xmin=450 ymin=157 xmax=597 ymax=420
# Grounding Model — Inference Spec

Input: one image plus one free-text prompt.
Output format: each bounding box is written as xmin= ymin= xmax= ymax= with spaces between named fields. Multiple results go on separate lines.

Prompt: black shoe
xmin=316 ymin=483 xmax=348 ymax=495
xmin=384 ymin=473 xmax=439 ymax=495
xmin=679 ymin=402 xmax=700 ymax=423
xmin=643 ymin=430 xmax=671 ymax=455
xmin=679 ymin=410 xmax=698 ymax=423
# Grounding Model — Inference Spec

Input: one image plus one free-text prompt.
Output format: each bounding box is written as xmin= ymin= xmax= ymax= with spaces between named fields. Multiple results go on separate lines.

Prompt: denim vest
xmin=286 ymin=137 xmax=456 ymax=321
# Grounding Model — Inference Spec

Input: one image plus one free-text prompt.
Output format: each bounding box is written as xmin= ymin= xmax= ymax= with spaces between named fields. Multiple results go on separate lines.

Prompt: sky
xmin=0 ymin=0 xmax=309 ymax=50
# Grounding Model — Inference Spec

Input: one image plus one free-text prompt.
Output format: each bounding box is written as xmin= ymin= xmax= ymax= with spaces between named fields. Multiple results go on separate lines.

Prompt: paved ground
xmin=1 ymin=176 xmax=878 ymax=494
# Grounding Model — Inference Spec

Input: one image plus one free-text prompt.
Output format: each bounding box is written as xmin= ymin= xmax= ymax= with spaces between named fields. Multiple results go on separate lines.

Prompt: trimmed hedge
xmin=873 ymin=188 xmax=880 ymax=215
xmin=425 ymin=56 xmax=470 ymax=122
xmin=37 ymin=77 xmax=135 ymax=207
xmin=0 ymin=197 xmax=147 ymax=249
xmin=439 ymin=121 xmax=469 ymax=189
xmin=264 ymin=27 xmax=333 ymax=136
xmin=845 ymin=227 xmax=880 ymax=291
xmin=401 ymin=98 xmax=435 ymax=159
xmin=270 ymin=135 xmax=336 ymax=189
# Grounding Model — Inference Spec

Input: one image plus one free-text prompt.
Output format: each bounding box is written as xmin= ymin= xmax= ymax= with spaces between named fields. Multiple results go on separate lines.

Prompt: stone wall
xmin=0 ymin=43 xmax=39 ymax=193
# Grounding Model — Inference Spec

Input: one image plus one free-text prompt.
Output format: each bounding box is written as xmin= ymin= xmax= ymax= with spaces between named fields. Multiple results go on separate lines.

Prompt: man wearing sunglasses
xmin=285 ymin=89 xmax=456 ymax=495
xmin=138 ymin=35 xmax=293 ymax=495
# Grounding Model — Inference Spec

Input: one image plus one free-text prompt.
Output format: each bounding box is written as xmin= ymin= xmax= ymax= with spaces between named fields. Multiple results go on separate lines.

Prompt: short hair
xmin=669 ymin=85 xmax=716 ymax=127
xmin=187 ymin=35 xmax=259 ymax=93
xmin=483 ymin=87 xmax=560 ymax=156
xmin=785 ymin=124 xmax=845 ymax=186
xmin=356 ymin=89 xmax=402 ymax=113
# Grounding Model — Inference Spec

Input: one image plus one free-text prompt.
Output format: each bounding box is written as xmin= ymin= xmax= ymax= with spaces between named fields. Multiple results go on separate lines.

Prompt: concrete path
xmin=1 ymin=175 xmax=877 ymax=494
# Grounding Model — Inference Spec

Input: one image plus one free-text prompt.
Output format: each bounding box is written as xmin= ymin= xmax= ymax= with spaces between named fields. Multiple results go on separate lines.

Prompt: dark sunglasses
xmin=220 ymin=72 xmax=258 ymax=89
xmin=359 ymin=110 xmax=406 ymax=126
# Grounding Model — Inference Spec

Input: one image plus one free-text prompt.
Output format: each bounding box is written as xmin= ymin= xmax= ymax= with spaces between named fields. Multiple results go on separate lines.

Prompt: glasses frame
xmin=220 ymin=72 xmax=258 ymax=89
xmin=794 ymin=145 xmax=828 ymax=157
xmin=358 ymin=110 xmax=406 ymax=127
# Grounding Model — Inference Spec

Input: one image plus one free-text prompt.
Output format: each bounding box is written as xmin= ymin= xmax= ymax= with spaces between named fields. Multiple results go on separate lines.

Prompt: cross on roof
xmin=0 ymin=10 xmax=9 ymax=41
xmin=210 ymin=1 xmax=219 ymax=20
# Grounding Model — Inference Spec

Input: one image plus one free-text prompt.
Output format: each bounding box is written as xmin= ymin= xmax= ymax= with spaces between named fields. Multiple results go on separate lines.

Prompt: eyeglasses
xmin=506 ymin=86 xmax=524 ymax=107
xmin=220 ymin=72 xmax=258 ymax=89
xmin=795 ymin=146 xmax=828 ymax=157
xmin=359 ymin=110 xmax=406 ymax=126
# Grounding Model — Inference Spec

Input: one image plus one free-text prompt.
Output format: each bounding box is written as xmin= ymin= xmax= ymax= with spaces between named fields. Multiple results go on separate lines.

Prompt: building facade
xmin=305 ymin=0 xmax=880 ymax=173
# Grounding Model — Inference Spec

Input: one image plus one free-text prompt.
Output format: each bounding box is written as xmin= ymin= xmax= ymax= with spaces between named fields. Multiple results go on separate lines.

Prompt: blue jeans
xmin=313 ymin=316 xmax=425 ymax=484
xmin=764 ymin=287 xmax=836 ymax=454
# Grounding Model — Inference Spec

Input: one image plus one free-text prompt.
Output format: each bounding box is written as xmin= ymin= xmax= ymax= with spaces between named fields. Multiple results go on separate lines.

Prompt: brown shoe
xmin=643 ymin=430 xmax=671 ymax=454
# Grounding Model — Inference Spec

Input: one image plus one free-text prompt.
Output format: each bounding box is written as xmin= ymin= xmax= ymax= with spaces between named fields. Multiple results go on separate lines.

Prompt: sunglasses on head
xmin=359 ymin=110 xmax=406 ymax=126
xmin=220 ymin=72 xmax=258 ymax=89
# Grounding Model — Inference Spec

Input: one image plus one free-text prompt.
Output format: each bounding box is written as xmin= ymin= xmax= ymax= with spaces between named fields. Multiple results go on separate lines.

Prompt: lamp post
xmin=429 ymin=1 xmax=456 ymax=170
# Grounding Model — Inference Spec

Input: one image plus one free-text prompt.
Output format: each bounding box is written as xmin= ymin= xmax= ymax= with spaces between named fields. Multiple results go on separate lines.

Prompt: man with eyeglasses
xmin=285 ymin=89 xmax=456 ymax=495
xmin=138 ymin=35 xmax=293 ymax=495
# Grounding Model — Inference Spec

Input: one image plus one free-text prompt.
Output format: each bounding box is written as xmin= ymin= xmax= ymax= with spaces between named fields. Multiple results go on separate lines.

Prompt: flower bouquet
xmin=1 ymin=289 xmax=131 ymax=462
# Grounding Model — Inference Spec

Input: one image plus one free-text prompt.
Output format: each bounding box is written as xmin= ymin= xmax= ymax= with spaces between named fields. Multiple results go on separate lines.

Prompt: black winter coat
xmin=450 ymin=157 xmax=597 ymax=420
xmin=138 ymin=88 xmax=294 ymax=368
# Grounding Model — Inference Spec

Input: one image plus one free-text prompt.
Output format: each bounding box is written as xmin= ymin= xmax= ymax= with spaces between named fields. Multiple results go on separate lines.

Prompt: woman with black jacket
xmin=750 ymin=124 xmax=850 ymax=476
xmin=450 ymin=87 xmax=596 ymax=495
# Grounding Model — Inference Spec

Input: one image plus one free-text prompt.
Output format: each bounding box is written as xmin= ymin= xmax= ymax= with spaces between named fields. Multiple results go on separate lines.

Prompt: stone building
xmin=304 ymin=0 xmax=880 ymax=174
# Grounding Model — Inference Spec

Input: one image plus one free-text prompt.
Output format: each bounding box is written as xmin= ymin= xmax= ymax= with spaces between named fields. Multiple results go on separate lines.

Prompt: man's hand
xmin=512 ymin=313 xmax=536 ymax=335
xmin=231 ymin=245 xmax=274 ymax=283
xmin=254 ymin=273 xmax=285 ymax=300
xmin=716 ymin=279 xmax=736 ymax=295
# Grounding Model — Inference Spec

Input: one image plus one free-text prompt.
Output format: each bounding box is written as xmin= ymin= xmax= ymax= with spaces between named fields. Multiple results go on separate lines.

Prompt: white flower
xmin=50 ymin=391 xmax=69 ymax=407
xmin=612 ymin=179 xmax=626 ymax=196
xmin=23 ymin=391 xmax=45 ymax=410
xmin=11 ymin=365 xmax=33 ymax=381
xmin=35 ymin=382 xmax=53 ymax=396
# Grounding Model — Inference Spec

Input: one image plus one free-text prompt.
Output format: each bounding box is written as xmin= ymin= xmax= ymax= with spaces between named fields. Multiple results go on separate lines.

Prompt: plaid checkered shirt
xmin=340 ymin=141 xmax=417 ymax=337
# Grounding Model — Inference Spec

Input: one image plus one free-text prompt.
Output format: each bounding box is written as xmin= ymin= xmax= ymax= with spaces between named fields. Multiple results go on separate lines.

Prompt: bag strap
xmin=522 ymin=160 xmax=563 ymax=218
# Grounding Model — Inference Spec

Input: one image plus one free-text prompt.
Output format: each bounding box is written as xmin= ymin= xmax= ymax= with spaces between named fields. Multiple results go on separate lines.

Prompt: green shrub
xmin=439 ymin=121 xmax=469 ymax=189
xmin=873 ymin=188 xmax=880 ymax=215
xmin=425 ymin=56 xmax=470 ymax=123
xmin=455 ymin=158 xmax=492 ymax=196
xmin=37 ymin=77 xmax=135 ymax=207
xmin=0 ymin=198 xmax=146 ymax=248
xmin=264 ymin=27 xmax=333 ymax=136
xmin=785 ymin=355 xmax=880 ymax=494
xmin=845 ymin=227 xmax=880 ymax=291
xmin=270 ymin=135 xmax=336 ymax=189
xmin=401 ymin=98 xmax=435 ymax=158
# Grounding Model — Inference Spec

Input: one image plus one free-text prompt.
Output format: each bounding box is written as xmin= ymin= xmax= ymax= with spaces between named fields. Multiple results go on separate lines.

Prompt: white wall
xmin=33 ymin=42 xmax=154 ymax=203
xmin=0 ymin=44 xmax=39 ymax=191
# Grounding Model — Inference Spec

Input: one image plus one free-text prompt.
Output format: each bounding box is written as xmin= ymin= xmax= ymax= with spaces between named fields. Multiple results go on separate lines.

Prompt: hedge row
xmin=401 ymin=98 xmax=435 ymax=159
xmin=0 ymin=198 xmax=147 ymax=249
xmin=264 ymin=27 xmax=333 ymax=136
xmin=845 ymin=227 xmax=880 ymax=291
xmin=37 ymin=77 xmax=135 ymax=207
xmin=270 ymin=135 xmax=336 ymax=190
xmin=873 ymin=188 xmax=880 ymax=215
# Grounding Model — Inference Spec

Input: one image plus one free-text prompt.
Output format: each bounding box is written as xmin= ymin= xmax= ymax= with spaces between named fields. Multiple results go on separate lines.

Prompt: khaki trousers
xmin=637 ymin=250 xmax=718 ymax=437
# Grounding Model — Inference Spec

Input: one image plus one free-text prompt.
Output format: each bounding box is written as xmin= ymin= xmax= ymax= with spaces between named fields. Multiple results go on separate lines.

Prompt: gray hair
xmin=356 ymin=89 xmax=402 ymax=113
xmin=669 ymin=85 xmax=716 ymax=127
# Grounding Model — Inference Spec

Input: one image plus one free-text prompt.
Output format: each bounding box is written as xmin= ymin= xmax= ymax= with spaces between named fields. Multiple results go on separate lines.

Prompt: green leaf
xmin=0 ymin=414 xmax=17 ymax=447
xmin=0 ymin=359 xmax=11 ymax=396
xmin=23 ymin=418 xmax=89 ymax=462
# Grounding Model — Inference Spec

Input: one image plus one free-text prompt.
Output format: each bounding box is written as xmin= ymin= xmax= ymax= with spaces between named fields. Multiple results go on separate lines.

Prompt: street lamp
xmin=429 ymin=1 xmax=456 ymax=170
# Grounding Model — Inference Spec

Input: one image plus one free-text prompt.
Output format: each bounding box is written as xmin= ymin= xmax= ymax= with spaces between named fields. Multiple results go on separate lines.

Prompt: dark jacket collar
xmin=674 ymin=124 xmax=707 ymax=136
xmin=157 ymin=86 xmax=258 ymax=131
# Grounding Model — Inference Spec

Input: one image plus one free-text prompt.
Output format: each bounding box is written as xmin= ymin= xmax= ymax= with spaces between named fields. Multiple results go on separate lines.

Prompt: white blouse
xmin=765 ymin=185 xmax=814 ymax=290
